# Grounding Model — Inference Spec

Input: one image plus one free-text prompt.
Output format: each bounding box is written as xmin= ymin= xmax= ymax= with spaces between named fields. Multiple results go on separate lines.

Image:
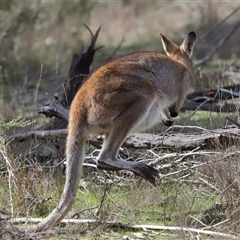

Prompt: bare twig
xmin=150 ymin=149 xmax=217 ymax=166
xmin=198 ymin=177 xmax=222 ymax=193
xmin=226 ymin=117 xmax=240 ymax=129
xmin=71 ymin=206 xmax=98 ymax=219
xmin=0 ymin=137 xmax=17 ymax=224
xmin=95 ymin=182 xmax=110 ymax=217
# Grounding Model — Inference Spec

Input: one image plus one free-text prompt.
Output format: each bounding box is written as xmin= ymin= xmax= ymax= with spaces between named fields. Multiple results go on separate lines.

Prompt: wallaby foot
xmin=97 ymin=158 xmax=159 ymax=186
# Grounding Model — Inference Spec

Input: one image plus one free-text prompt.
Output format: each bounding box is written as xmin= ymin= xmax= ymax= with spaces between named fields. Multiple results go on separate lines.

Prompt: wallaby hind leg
xmin=97 ymin=135 xmax=159 ymax=185
xmin=97 ymin=101 xmax=159 ymax=186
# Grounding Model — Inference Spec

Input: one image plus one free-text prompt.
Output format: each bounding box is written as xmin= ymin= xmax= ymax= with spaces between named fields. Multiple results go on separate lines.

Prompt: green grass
xmin=175 ymin=110 xmax=239 ymax=129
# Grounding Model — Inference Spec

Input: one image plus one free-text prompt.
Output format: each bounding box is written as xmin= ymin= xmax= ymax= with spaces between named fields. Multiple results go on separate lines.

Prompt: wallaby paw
xmin=162 ymin=118 xmax=174 ymax=127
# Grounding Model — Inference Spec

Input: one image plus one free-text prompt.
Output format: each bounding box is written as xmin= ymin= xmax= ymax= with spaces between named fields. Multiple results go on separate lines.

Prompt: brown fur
xmin=25 ymin=31 xmax=196 ymax=232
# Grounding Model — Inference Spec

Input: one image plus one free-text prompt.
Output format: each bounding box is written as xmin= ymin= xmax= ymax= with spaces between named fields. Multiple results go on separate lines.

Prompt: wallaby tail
xmin=24 ymin=126 xmax=87 ymax=232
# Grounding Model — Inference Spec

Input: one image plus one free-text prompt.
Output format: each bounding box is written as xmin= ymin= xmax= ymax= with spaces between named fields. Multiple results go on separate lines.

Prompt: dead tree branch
xmin=64 ymin=25 xmax=102 ymax=107
xmin=7 ymin=129 xmax=68 ymax=143
xmin=38 ymin=94 xmax=69 ymax=121
xmin=187 ymin=84 xmax=240 ymax=103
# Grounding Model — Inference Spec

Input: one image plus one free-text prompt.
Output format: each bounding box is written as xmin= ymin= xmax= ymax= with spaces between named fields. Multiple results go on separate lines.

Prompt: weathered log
xmin=7 ymin=125 xmax=240 ymax=151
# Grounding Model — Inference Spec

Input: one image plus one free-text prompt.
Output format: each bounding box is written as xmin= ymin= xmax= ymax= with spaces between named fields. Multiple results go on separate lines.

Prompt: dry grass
xmin=1 ymin=141 xmax=240 ymax=239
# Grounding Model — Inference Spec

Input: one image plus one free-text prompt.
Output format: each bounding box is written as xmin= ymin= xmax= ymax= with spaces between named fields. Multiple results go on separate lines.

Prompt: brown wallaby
xmin=25 ymin=31 xmax=196 ymax=232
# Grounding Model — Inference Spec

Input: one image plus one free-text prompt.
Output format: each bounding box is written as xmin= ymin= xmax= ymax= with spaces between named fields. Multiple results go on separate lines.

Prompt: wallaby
xmin=25 ymin=31 xmax=196 ymax=232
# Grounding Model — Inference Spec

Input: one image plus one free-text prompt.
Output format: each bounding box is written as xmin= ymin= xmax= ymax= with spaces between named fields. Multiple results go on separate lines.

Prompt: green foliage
xmin=0 ymin=116 xmax=31 ymax=164
xmin=0 ymin=116 xmax=31 ymax=175
xmin=0 ymin=115 xmax=31 ymax=137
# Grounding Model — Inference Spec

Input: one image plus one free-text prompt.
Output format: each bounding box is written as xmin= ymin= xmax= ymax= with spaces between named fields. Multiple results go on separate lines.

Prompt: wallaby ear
xmin=180 ymin=31 xmax=196 ymax=58
xmin=160 ymin=33 xmax=178 ymax=56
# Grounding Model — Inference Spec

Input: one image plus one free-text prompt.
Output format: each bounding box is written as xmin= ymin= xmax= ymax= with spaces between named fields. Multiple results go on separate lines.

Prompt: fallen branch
xmin=7 ymin=129 xmax=68 ymax=142
xmin=10 ymin=218 xmax=239 ymax=239
xmin=187 ymin=84 xmax=240 ymax=103
xmin=183 ymin=100 xmax=239 ymax=113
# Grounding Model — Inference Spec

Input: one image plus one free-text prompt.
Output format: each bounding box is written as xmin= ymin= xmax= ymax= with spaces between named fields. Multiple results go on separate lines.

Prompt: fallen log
xmin=6 ymin=125 xmax=240 ymax=151
xmin=8 ymin=218 xmax=239 ymax=239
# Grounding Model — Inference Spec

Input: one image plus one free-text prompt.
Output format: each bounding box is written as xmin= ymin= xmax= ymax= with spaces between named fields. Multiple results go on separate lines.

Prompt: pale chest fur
xmin=132 ymin=96 xmax=171 ymax=132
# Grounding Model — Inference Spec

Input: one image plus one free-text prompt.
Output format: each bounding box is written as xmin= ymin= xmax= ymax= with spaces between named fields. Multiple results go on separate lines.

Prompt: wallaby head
xmin=24 ymin=30 xmax=196 ymax=233
xmin=161 ymin=32 xmax=196 ymax=66
xmin=160 ymin=31 xmax=196 ymax=121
